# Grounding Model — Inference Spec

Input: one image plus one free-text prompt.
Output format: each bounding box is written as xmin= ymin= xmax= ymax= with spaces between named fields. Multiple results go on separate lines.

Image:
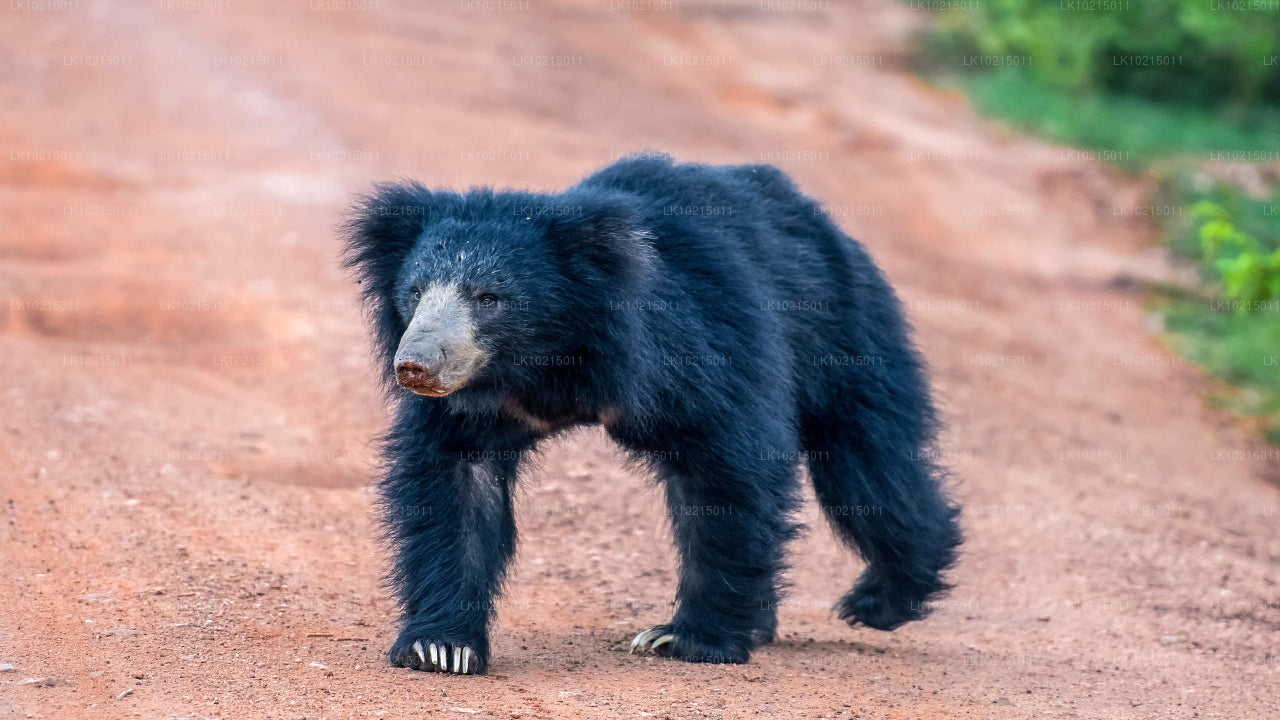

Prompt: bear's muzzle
xmin=394 ymin=282 xmax=486 ymax=396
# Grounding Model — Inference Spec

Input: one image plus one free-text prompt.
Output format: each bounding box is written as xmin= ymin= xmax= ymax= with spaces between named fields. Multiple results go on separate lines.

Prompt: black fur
xmin=343 ymin=155 xmax=961 ymax=673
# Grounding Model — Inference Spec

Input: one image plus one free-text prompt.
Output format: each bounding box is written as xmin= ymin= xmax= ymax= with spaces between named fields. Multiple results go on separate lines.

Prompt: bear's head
xmin=343 ymin=182 xmax=655 ymax=398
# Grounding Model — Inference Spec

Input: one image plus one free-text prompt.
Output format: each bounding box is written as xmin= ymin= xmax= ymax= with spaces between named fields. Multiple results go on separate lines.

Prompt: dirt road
xmin=2 ymin=2 xmax=1278 ymax=718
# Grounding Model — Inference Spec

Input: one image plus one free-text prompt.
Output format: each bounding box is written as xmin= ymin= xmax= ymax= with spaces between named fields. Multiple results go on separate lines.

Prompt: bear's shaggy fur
xmin=343 ymin=155 xmax=961 ymax=674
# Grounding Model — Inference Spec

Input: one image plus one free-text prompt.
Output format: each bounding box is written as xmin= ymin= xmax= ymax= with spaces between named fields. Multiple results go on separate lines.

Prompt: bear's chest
xmin=500 ymin=397 xmax=619 ymax=435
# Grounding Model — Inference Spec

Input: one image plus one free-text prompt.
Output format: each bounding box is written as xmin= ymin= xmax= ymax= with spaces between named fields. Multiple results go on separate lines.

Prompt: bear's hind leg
xmin=802 ymin=405 xmax=961 ymax=631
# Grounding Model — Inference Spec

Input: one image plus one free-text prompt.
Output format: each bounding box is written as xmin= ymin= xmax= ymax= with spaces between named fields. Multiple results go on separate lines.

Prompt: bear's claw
xmin=628 ymin=624 xmax=749 ymax=664
xmin=395 ymin=638 xmax=481 ymax=674
xmin=630 ymin=626 xmax=676 ymax=654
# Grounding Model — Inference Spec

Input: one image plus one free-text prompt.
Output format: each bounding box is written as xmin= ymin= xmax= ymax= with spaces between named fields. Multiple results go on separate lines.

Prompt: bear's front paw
xmin=629 ymin=624 xmax=750 ymax=664
xmin=389 ymin=634 xmax=486 ymax=675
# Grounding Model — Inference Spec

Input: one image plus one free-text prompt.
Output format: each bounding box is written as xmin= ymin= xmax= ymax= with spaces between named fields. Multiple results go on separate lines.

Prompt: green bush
xmin=911 ymin=0 xmax=1280 ymax=444
xmin=1152 ymin=183 xmax=1280 ymax=446
xmin=1191 ymin=201 xmax=1280 ymax=312
xmin=920 ymin=0 xmax=1280 ymax=108
xmin=1157 ymin=174 xmax=1280 ymax=262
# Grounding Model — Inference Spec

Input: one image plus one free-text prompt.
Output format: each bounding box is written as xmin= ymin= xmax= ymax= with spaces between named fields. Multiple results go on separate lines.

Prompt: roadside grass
xmin=914 ymin=62 xmax=1280 ymax=444
xmin=1151 ymin=288 xmax=1280 ymax=446
xmin=1154 ymin=173 xmax=1280 ymax=262
xmin=1149 ymin=176 xmax=1280 ymax=445
xmin=948 ymin=67 xmax=1280 ymax=168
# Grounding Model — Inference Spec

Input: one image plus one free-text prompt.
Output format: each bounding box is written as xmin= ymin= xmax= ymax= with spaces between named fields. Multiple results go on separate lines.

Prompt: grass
xmin=1155 ymin=173 xmax=1280 ymax=261
xmin=1153 ymin=289 xmax=1280 ymax=446
xmin=1149 ymin=176 xmax=1280 ymax=445
xmin=952 ymin=67 xmax=1280 ymax=168
xmin=919 ymin=64 xmax=1280 ymax=444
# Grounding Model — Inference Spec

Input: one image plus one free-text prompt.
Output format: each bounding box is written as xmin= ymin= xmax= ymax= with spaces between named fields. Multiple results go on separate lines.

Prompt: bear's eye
xmin=410 ymin=287 xmax=421 ymax=300
xmin=478 ymin=294 xmax=499 ymax=308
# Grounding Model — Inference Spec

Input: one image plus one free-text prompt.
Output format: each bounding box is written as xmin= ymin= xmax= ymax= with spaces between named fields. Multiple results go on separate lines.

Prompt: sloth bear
xmin=343 ymin=155 xmax=961 ymax=675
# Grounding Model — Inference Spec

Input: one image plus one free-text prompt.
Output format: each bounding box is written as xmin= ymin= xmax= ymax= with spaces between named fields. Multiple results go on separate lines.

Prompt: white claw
xmin=429 ymin=643 xmax=439 ymax=669
xmin=462 ymin=647 xmax=471 ymax=674
xmin=630 ymin=627 xmax=661 ymax=653
xmin=650 ymin=634 xmax=675 ymax=650
xmin=413 ymin=641 xmax=426 ymax=666
xmin=452 ymin=646 xmax=462 ymax=673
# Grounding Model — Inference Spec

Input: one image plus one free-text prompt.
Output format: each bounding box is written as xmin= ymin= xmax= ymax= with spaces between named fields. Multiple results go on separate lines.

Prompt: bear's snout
xmin=391 ymin=282 xmax=488 ymax=397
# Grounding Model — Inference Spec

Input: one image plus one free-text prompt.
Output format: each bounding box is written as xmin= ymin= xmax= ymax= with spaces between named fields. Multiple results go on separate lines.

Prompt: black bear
xmin=343 ymin=155 xmax=961 ymax=675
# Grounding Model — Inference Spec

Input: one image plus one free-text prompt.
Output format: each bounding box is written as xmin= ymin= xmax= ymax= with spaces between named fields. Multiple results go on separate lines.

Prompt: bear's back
xmin=579 ymin=155 xmax=911 ymax=407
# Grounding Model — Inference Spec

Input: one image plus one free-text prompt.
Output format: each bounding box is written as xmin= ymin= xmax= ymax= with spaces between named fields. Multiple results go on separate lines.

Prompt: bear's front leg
xmin=381 ymin=405 xmax=521 ymax=675
xmin=629 ymin=429 xmax=801 ymax=664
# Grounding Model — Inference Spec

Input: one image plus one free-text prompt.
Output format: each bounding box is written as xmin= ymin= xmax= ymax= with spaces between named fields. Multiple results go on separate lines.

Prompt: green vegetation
xmin=1156 ymin=175 xmax=1280 ymax=264
xmin=909 ymin=0 xmax=1280 ymax=444
xmin=1189 ymin=201 xmax=1280 ymax=308
xmin=1156 ymin=294 xmax=1280 ymax=446
xmin=919 ymin=0 xmax=1280 ymax=107
xmin=1152 ymin=181 xmax=1280 ymax=445
xmin=951 ymin=68 xmax=1280 ymax=166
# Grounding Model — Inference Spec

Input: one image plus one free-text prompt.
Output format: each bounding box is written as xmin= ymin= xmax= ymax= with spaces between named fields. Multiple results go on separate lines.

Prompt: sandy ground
xmin=2 ymin=1 xmax=1279 ymax=718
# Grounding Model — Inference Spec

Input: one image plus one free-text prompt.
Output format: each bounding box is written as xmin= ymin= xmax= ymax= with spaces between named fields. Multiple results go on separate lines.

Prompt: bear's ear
xmin=341 ymin=181 xmax=435 ymax=287
xmin=341 ymin=181 xmax=439 ymax=378
xmin=545 ymin=192 xmax=656 ymax=292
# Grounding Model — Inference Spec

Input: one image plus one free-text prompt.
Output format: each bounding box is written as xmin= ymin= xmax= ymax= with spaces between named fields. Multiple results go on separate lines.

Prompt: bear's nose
xmin=394 ymin=338 xmax=450 ymax=391
xmin=394 ymin=358 xmax=435 ymax=381
xmin=395 ymin=361 xmax=437 ymax=387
